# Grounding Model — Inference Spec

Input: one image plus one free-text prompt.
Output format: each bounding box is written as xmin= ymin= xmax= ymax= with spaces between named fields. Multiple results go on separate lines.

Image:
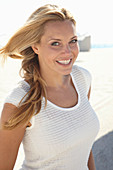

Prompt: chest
xmin=23 ymin=98 xmax=99 ymax=157
xmin=47 ymin=85 xmax=78 ymax=108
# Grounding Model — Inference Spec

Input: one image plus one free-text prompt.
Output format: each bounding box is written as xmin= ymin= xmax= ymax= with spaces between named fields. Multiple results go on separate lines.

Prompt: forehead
xmin=42 ymin=20 xmax=76 ymax=40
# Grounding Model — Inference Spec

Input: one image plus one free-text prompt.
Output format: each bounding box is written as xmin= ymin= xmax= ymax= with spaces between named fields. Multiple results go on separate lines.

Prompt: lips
xmin=56 ymin=59 xmax=72 ymax=65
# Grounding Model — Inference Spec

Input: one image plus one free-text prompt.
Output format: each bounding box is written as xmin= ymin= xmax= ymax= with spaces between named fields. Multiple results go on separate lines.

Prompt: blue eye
xmin=70 ymin=39 xmax=78 ymax=43
xmin=51 ymin=42 xmax=59 ymax=46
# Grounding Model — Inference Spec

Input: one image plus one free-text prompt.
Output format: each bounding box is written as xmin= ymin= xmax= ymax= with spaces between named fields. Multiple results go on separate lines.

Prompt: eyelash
xmin=51 ymin=39 xmax=78 ymax=46
xmin=70 ymin=39 xmax=78 ymax=43
xmin=51 ymin=42 xmax=59 ymax=46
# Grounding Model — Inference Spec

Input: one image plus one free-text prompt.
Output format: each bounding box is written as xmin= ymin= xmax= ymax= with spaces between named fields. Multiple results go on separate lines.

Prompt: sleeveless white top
xmin=4 ymin=65 xmax=99 ymax=170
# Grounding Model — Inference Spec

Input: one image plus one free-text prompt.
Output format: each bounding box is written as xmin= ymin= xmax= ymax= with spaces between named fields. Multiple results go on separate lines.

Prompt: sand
xmin=0 ymin=48 xmax=113 ymax=169
xmin=77 ymin=48 xmax=113 ymax=170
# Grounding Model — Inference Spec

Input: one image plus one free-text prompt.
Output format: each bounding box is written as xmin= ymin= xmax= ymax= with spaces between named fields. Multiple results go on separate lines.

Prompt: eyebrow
xmin=71 ymin=36 xmax=78 ymax=39
xmin=48 ymin=36 xmax=78 ymax=42
xmin=48 ymin=38 xmax=61 ymax=42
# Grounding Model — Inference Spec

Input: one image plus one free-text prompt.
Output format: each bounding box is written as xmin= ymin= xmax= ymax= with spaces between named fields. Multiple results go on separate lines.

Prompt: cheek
xmin=72 ymin=44 xmax=79 ymax=56
xmin=76 ymin=43 xmax=80 ymax=53
xmin=45 ymin=48 xmax=60 ymax=60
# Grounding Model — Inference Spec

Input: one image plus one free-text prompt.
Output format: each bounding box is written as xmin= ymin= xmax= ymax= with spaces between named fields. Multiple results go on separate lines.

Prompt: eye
xmin=51 ymin=42 xmax=60 ymax=46
xmin=70 ymin=39 xmax=78 ymax=44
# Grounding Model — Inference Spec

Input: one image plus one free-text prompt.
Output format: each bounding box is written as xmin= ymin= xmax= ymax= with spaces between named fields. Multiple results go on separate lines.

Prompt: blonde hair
xmin=0 ymin=4 xmax=76 ymax=130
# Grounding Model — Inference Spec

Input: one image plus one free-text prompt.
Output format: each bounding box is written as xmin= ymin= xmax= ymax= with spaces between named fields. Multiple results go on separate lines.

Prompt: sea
xmin=91 ymin=44 xmax=113 ymax=49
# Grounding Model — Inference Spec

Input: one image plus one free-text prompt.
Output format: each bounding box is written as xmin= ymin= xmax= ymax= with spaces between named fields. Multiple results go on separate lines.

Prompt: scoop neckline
xmin=46 ymin=72 xmax=80 ymax=111
xmin=22 ymin=71 xmax=80 ymax=111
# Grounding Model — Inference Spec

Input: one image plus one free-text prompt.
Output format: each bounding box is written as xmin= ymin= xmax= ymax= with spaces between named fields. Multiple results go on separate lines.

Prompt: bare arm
xmin=87 ymin=87 xmax=96 ymax=170
xmin=0 ymin=103 xmax=26 ymax=170
xmin=88 ymin=150 xmax=96 ymax=170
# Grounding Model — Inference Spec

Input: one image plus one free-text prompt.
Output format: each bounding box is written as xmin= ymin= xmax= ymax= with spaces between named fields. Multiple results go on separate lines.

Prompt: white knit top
xmin=4 ymin=65 xmax=99 ymax=170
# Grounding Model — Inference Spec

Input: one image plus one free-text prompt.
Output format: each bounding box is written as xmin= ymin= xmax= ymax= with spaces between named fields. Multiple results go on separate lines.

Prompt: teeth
xmin=57 ymin=59 xmax=71 ymax=65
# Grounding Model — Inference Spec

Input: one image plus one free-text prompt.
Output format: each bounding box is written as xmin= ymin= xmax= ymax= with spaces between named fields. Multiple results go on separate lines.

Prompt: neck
xmin=42 ymin=73 xmax=71 ymax=89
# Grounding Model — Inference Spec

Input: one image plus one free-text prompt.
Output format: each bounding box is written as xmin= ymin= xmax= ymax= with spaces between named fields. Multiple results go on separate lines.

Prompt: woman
xmin=0 ymin=4 xmax=99 ymax=170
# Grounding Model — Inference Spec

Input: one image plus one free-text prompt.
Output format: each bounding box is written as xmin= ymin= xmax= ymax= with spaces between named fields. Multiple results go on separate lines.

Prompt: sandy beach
xmin=0 ymin=48 xmax=113 ymax=170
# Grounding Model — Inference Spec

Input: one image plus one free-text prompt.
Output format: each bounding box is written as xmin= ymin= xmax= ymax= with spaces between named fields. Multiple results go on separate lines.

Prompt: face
xmin=32 ymin=20 xmax=79 ymax=78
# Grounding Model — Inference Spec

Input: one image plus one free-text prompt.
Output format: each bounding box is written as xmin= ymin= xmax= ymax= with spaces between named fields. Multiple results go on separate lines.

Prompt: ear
xmin=31 ymin=45 xmax=39 ymax=55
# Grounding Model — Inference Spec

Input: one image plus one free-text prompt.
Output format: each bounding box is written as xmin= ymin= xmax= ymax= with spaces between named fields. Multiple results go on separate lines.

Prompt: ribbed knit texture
xmin=4 ymin=65 xmax=99 ymax=170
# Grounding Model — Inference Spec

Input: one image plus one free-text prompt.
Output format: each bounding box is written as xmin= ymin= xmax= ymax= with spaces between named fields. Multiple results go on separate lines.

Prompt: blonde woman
xmin=0 ymin=4 xmax=99 ymax=170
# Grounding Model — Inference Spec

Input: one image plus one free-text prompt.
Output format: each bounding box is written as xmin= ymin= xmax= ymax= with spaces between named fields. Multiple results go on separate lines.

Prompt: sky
xmin=0 ymin=0 xmax=113 ymax=46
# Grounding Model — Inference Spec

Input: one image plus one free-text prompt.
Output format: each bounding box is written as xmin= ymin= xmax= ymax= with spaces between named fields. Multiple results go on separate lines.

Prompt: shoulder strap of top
xmin=72 ymin=65 xmax=92 ymax=95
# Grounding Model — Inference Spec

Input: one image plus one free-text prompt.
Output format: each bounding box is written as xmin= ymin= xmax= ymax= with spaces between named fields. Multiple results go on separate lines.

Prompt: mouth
xmin=56 ymin=59 xmax=72 ymax=65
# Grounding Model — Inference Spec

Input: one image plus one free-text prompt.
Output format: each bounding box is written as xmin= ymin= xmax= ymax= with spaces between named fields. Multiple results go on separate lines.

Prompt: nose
xmin=64 ymin=44 xmax=71 ymax=55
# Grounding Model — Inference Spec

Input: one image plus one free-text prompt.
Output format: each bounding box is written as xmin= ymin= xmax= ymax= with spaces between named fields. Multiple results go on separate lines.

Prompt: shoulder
xmin=72 ymin=65 xmax=91 ymax=77
xmin=72 ymin=65 xmax=92 ymax=83
xmin=72 ymin=65 xmax=92 ymax=94
xmin=4 ymin=80 xmax=30 ymax=107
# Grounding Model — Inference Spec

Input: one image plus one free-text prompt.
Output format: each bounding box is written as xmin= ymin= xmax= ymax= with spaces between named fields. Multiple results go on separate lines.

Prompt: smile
xmin=56 ymin=59 xmax=71 ymax=65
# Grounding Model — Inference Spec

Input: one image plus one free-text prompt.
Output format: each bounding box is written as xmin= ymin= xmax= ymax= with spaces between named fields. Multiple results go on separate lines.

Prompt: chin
xmin=61 ymin=68 xmax=73 ymax=76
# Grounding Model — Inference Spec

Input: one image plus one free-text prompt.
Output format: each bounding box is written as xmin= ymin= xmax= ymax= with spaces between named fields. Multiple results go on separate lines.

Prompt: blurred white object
xmin=78 ymin=34 xmax=91 ymax=52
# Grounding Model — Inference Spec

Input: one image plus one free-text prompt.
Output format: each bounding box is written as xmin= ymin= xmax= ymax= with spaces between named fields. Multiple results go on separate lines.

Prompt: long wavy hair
xmin=0 ymin=4 xmax=76 ymax=130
